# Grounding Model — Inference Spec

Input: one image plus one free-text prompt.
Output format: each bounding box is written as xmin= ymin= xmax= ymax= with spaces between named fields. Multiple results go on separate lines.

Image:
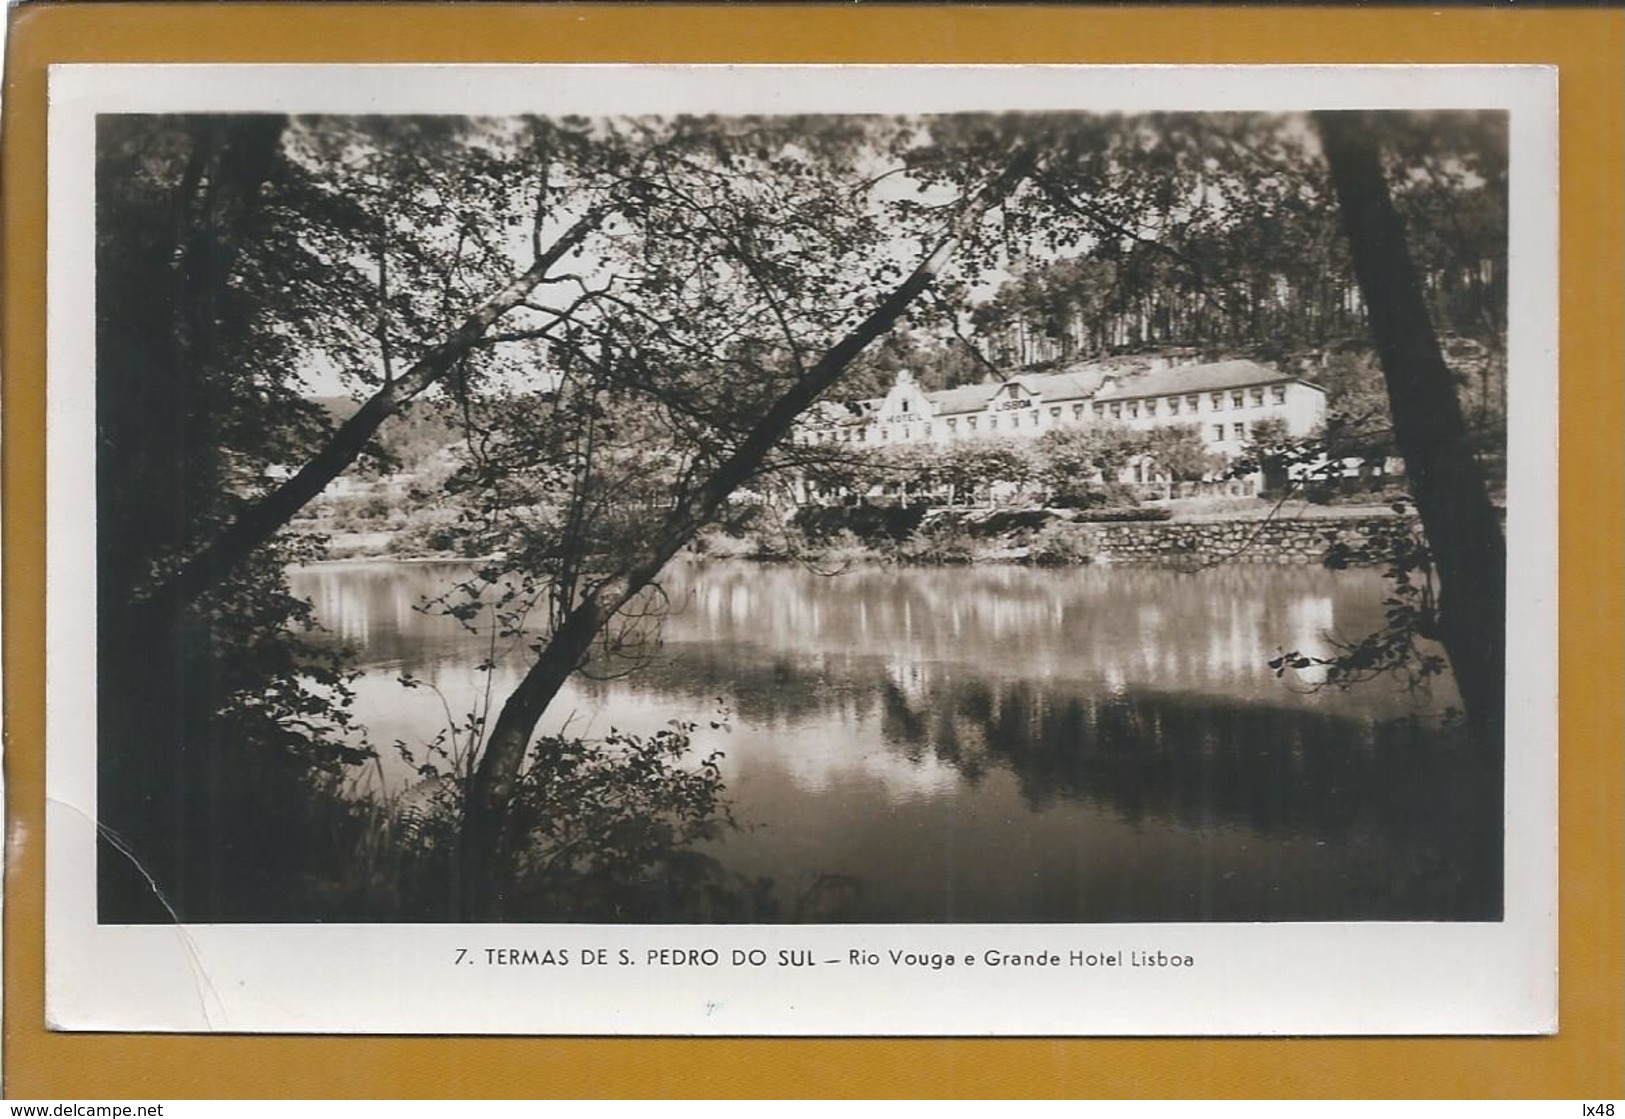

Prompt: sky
xmin=292 ymin=119 xmax=999 ymax=399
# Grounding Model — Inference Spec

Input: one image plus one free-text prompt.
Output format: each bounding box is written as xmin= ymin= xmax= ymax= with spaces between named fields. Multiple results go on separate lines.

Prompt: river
xmin=289 ymin=559 xmax=1501 ymax=923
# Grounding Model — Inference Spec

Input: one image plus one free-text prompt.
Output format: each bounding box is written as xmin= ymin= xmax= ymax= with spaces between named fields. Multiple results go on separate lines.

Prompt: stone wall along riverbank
xmin=1071 ymin=512 xmax=1415 ymax=566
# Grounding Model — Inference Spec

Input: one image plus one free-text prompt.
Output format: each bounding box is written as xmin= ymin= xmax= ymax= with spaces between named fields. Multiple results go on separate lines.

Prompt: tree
xmin=1035 ymin=423 xmax=1140 ymax=489
xmin=1315 ymin=110 xmax=1506 ymax=740
xmin=938 ymin=439 xmax=1019 ymax=507
xmin=99 ymin=108 xmax=1511 ymax=922
xmin=927 ymin=110 xmax=1507 ymax=744
xmin=97 ymin=115 xmax=376 ymax=918
xmin=1142 ymin=423 xmax=1218 ymax=484
xmin=126 ymin=116 xmax=641 ymax=633
xmin=456 ymin=136 xmax=1042 ymax=915
xmin=97 ymin=111 xmax=1053 ymax=917
xmin=98 ymin=113 xmax=819 ymax=916
xmin=935 ymin=112 xmax=1503 ymax=387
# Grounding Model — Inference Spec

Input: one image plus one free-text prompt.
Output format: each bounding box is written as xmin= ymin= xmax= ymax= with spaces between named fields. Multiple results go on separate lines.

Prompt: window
xmin=1093 ymin=402 xmax=1106 ymax=417
xmin=857 ymin=429 xmax=867 ymax=442
xmin=1212 ymin=425 xmax=1224 ymax=442
xmin=1167 ymin=397 xmax=1180 ymax=415
xmin=1145 ymin=400 xmax=1158 ymax=417
xmin=967 ymin=417 xmax=978 ymax=431
xmin=1186 ymin=394 xmax=1200 ymax=410
xmin=1127 ymin=402 xmax=1139 ymax=419
xmin=1271 ymin=386 xmax=1287 ymax=405
xmin=947 ymin=417 xmax=958 ymax=432
xmin=881 ymin=428 xmax=889 ymax=441
xmin=1110 ymin=403 xmax=1122 ymax=419
xmin=1211 ymin=392 xmax=1225 ymax=409
xmin=903 ymin=425 xmax=911 ymax=440
xmin=1231 ymin=391 xmax=1245 ymax=409
xmin=1030 ymin=411 xmax=1039 ymax=427
xmin=1073 ymin=404 xmax=1085 ymax=420
xmin=990 ymin=416 xmax=998 ymax=430
xmin=1250 ymin=388 xmax=1265 ymax=407
xmin=1233 ymin=422 xmax=1246 ymax=440
xmin=1050 ymin=406 xmax=1062 ymax=419
xmin=923 ymin=423 xmax=931 ymax=437
xmin=900 ymin=399 xmax=910 ymax=414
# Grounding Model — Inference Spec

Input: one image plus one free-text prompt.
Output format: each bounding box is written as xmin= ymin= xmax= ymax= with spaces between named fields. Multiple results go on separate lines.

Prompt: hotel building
xmin=796 ymin=358 xmax=1327 ymax=463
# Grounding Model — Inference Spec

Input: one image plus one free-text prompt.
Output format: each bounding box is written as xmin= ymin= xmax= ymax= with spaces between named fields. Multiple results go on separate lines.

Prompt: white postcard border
xmin=45 ymin=63 xmax=1558 ymax=1036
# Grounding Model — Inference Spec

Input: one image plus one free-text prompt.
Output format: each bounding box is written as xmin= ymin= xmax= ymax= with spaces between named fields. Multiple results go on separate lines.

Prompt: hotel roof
xmin=810 ymin=357 xmax=1318 ymax=429
xmin=926 ymin=382 xmax=999 ymax=416
xmin=918 ymin=368 xmax=1104 ymax=417
xmin=1098 ymin=359 xmax=1320 ymax=399
xmin=1008 ymin=368 xmax=1106 ymax=403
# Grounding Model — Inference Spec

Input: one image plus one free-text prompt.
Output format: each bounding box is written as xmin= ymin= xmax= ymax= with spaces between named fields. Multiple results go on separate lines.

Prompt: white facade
xmin=796 ymin=359 xmax=1327 ymax=461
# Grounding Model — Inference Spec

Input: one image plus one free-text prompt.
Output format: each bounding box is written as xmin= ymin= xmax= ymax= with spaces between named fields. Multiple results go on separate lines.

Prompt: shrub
xmin=893 ymin=518 xmax=976 ymax=565
xmin=792 ymin=500 xmax=927 ymax=545
xmin=360 ymin=720 xmax=739 ymax=922
xmin=1027 ymin=521 xmax=1096 ymax=566
xmin=689 ymin=527 xmax=758 ymax=560
xmin=1049 ymin=481 xmax=1142 ymax=510
xmin=1070 ymin=506 xmax=1172 ymax=524
xmin=1316 ymin=483 xmax=1411 ymax=507
xmin=814 ymin=528 xmax=872 ymax=568
xmin=1049 ymin=485 xmax=1108 ymax=510
xmin=965 ymin=508 xmax=1052 ymax=538
xmin=749 ymin=524 xmax=806 ymax=561
xmin=386 ymin=510 xmax=467 ymax=557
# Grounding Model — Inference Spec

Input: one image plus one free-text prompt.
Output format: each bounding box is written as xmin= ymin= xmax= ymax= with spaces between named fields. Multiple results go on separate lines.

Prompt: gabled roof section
xmin=1101 ymin=359 xmax=1306 ymax=399
xmin=1008 ymin=368 xmax=1106 ymax=403
xmin=926 ymin=382 xmax=999 ymax=417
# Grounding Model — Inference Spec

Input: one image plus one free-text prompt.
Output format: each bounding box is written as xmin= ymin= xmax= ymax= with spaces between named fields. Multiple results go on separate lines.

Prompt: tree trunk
xmin=98 ymin=116 xmax=289 ymax=919
xmin=459 ymin=152 xmax=1037 ymax=917
xmin=1315 ymin=111 xmax=1506 ymax=741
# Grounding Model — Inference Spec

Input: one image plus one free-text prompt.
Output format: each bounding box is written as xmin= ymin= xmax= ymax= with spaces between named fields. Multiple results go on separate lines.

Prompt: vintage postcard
xmin=44 ymin=62 xmax=1556 ymax=1035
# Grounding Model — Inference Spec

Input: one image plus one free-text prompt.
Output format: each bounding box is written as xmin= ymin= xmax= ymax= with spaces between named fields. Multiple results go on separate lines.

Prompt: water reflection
xmin=291 ymin=559 xmax=1499 ymax=922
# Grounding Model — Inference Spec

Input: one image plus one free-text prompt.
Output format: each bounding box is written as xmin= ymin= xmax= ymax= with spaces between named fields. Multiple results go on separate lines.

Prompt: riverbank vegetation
xmin=96 ymin=108 xmax=1507 ymax=922
xmin=295 ymin=380 xmax=1457 ymax=570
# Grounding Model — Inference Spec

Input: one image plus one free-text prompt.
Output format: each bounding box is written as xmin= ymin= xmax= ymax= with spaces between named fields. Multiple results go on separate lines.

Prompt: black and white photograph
xmin=46 ymin=64 xmax=1556 ymax=1034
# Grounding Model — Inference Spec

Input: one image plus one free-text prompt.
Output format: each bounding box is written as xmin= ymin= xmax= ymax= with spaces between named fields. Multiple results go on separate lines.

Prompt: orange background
xmin=5 ymin=4 xmax=1621 ymax=1100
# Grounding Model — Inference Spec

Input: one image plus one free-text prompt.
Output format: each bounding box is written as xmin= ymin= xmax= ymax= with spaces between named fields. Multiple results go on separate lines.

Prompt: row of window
xmin=805 ymin=385 xmax=1292 ymax=445
xmin=808 ymin=415 xmax=1256 ymax=447
xmin=889 ymin=384 xmax=1289 ymax=426
xmin=1095 ymin=384 xmax=1288 ymax=421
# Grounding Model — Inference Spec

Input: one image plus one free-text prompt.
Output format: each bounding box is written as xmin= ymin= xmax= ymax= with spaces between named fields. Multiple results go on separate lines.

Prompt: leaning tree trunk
xmin=1315 ymin=111 xmax=1507 ymax=742
xmin=459 ymin=151 xmax=1038 ymax=918
xmin=132 ymin=206 xmax=609 ymax=634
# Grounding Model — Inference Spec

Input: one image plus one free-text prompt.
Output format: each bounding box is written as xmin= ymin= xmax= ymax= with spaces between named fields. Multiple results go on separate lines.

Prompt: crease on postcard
xmin=48 ymin=795 xmax=228 ymax=1030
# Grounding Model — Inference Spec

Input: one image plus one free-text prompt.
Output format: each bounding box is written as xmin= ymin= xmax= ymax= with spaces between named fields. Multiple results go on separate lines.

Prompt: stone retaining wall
xmin=1074 ymin=513 xmax=1415 ymax=566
